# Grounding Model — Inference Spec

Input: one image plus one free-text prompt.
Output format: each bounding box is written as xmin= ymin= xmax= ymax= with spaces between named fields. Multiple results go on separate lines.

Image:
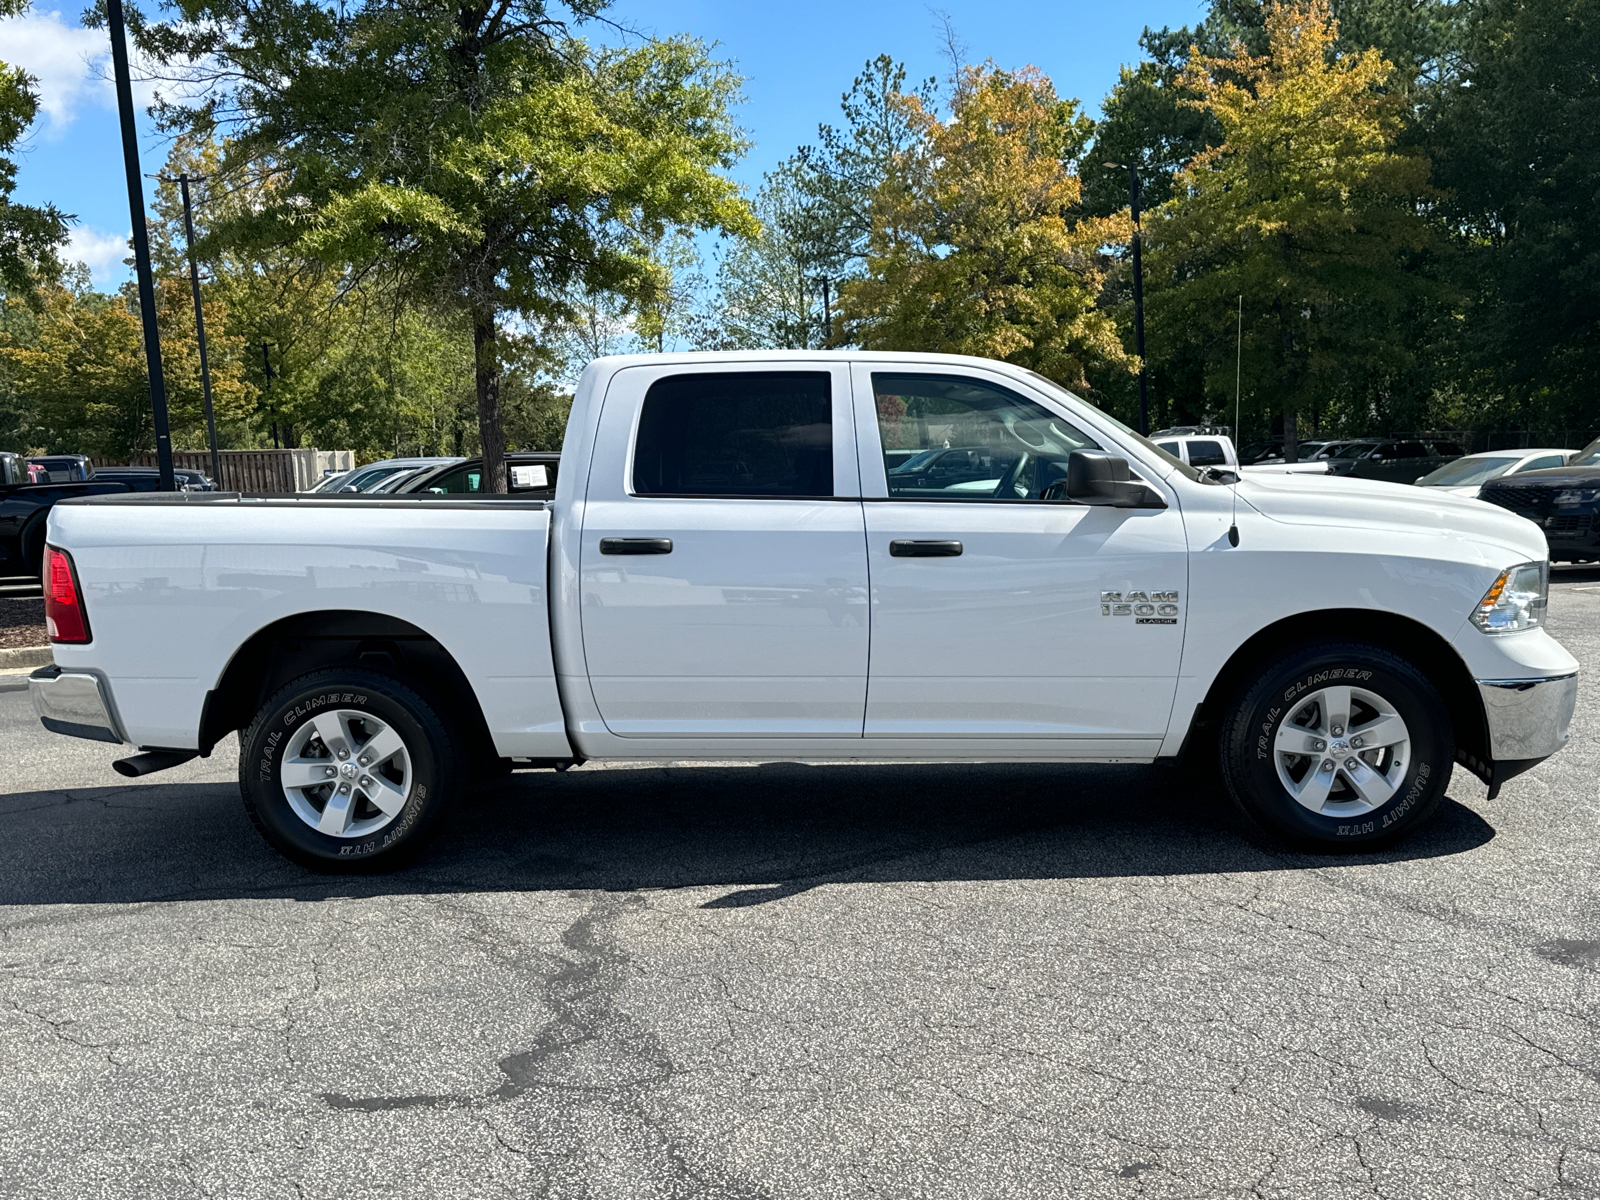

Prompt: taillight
xmin=44 ymin=547 xmax=90 ymax=644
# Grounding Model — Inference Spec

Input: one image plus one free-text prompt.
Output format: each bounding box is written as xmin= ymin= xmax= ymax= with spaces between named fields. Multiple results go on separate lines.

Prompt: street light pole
xmin=169 ymin=174 xmax=221 ymax=486
xmin=106 ymin=0 xmax=176 ymax=491
xmin=1105 ymin=162 xmax=1149 ymax=436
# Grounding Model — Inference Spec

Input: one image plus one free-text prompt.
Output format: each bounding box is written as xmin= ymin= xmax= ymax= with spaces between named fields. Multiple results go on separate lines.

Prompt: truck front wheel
xmin=1220 ymin=642 xmax=1452 ymax=851
xmin=239 ymin=668 xmax=459 ymax=871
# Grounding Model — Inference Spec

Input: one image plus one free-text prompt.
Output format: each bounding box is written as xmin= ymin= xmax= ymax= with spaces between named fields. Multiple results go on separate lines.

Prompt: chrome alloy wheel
xmin=1272 ymin=684 xmax=1411 ymax=818
xmin=280 ymin=709 xmax=413 ymax=838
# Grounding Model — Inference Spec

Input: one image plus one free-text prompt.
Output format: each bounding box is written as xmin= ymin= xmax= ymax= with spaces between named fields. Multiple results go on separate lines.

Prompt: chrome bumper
xmin=29 ymin=664 xmax=125 ymax=744
xmin=1477 ymin=672 xmax=1579 ymax=761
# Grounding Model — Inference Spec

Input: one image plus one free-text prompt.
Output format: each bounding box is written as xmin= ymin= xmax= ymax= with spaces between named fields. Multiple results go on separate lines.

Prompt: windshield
xmin=1021 ymin=370 xmax=1197 ymax=480
xmin=1332 ymin=443 xmax=1378 ymax=459
xmin=1418 ymin=455 xmax=1520 ymax=486
xmin=892 ymin=449 xmax=943 ymax=472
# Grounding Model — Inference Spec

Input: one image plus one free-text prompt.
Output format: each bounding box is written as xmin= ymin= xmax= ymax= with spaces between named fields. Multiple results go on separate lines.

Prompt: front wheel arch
xmin=1187 ymin=609 xmax=1488 ymax=778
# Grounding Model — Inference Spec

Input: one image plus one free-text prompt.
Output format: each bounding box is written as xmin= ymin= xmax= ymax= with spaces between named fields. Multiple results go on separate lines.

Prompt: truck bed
xmin=47 ymin=493 xmax=569 ymax=757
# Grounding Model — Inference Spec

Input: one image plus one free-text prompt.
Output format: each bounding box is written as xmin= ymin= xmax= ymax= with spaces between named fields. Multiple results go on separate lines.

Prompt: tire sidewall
xmin=241 ymin=672 xmax=450 ymax=870
xmin=1225 ymin=647 xmax=1451 ymax=849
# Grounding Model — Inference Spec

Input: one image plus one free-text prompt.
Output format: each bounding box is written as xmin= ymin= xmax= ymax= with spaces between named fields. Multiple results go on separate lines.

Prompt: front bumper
xmin=1476 ymin=672 xmax=1578 ymax=760
xmin=30 ymin=664 xmax=125 ymax=744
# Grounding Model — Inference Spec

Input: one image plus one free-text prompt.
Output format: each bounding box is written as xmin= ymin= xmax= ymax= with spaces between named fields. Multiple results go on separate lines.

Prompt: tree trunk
xmin=1279 ymin=304 xmax=1298 ymax=464
xmin=473 ymin=309 xmax=507 ymax=494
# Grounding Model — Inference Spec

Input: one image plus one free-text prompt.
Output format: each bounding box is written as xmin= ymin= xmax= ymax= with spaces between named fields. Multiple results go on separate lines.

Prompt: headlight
xmin=1554 ymin=488 xmax=1600 ymax=506
xmin=1471 ymin=560 xmax=1548 ymax=634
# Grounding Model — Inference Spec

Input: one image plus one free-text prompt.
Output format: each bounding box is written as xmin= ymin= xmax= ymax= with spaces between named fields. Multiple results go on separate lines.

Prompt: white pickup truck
xmin=30 ymin=352 xmax=1578 ymax=870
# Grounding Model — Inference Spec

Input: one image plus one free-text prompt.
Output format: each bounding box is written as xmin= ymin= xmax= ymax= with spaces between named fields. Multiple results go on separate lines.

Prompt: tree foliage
xmin=133 ymin=0 xmax=755 ymax=488
xmin=838 ymin=64 xmax=1132 ymax=393
xmin=0 ymin=0 xmax=71 ymax=301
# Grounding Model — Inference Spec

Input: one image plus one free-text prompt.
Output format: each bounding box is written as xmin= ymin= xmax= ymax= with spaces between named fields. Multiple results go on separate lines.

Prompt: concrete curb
xmin=0 ymin=645 xmax=52 ymax=669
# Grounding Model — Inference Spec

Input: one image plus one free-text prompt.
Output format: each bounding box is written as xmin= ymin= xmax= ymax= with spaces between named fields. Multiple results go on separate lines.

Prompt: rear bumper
xmin=1476 ymin=672 xmax=1578 ymax=761
xmin=29 ymin=664 xmax=125 ymax=744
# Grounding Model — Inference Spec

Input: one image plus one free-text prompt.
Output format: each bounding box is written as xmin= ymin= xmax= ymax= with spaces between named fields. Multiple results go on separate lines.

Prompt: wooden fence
xmin=91 ymin=449 xmax=353 ymax=493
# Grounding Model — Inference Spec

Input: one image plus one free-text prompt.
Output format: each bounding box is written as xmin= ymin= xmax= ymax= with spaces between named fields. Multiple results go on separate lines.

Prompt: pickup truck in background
xmin=30 ymin=351 xmax=1578 ymax=870
xmin=1150 ymin=432 xmax=1332 ymax=476
xmin=0 ymin=476 xmax=132 ymax=578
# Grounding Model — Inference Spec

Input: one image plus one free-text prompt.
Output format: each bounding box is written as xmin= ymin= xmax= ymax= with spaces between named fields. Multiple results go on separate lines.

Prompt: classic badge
xmin=1101 ymin=590 xmax=1180 ymax=624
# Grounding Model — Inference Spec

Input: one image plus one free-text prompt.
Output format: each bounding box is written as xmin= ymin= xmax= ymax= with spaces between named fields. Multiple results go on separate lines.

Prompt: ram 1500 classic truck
xmin=29 ymin=352 xmax=1579 ymax=869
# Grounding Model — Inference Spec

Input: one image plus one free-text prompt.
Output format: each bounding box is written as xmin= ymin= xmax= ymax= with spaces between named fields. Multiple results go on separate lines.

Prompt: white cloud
xmin=0 ymin=9 xmax=161 ymax=135
xmin=66 ymin=226 xmax=130 ymax=287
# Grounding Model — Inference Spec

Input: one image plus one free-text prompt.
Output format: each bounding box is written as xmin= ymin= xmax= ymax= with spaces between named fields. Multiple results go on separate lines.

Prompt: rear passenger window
xmin=633 ymin=373 xmax=833 ymax=497
xmin=1187 ymin=440 xmax=1227 ymax=467
xmin=1395 ymin=442 xmax=1429 ymax=458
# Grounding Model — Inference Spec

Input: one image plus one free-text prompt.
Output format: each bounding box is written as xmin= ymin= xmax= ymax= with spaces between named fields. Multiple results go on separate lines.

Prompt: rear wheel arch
xmin=1189 ymin=609 xmax=1488 ymax=773
xmin=198 ymin=610 xmax=496 ymax=763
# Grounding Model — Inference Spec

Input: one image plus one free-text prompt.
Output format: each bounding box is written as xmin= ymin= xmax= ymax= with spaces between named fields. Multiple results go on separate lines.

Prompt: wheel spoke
xmin=1342 ymin=760 xmax=1398 ymax=807
xmin=318 ymin=789 xmax=356 ymax=835
xmin=1292 ymin=765 xmax=1335 ymax=813
xmin=281 ymin=759 xmax=333 ymax=789
xmin=1352 ymin=713 xmax=1407 ymax=749
xmin=359 ymin=772 xmax=408 ymax=816
xmin=1275 ymin=723 xmax=1323 ymax=755
xmin=1321 ymin=686 xmax=1352 ymax=736
xmin=358 ymin=725 xmax=405 ymax=768
xmin=310 ymin=711 xmax=352 ymax=760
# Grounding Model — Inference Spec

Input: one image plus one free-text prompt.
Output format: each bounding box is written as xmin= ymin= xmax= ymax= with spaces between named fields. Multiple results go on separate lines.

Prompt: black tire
xmin=239 ymin=667 xmax=459 ymax=872
xmin=1220 ymin=641 xmax=1452 ymax=852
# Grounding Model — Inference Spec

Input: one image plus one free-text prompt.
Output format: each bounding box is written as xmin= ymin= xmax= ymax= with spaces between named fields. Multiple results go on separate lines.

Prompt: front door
xmin=579 ymin=363 xmax=869 ymax=737
xmin=855 ymin=366 xmax=1187 ymax=745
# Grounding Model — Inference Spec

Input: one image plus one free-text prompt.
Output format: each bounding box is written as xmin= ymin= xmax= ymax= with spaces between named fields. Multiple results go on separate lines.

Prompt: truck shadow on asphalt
xmin=0 ymin=761 xmax=1496 ymax=907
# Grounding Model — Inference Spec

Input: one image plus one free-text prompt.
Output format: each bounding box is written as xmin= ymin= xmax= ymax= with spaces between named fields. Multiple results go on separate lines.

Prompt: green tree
xmin=1143 ymin=0 xmax=1440 ymax=454
xmin=1426 ymin=0 xmax=1600 ymax=437
xmin=136 ymin=0 xmax=755 ymax=490
xmin=839 ymin=63 xmax=1132 ymax=394
xmin=0 ymin=0 xmax=71 ymax=300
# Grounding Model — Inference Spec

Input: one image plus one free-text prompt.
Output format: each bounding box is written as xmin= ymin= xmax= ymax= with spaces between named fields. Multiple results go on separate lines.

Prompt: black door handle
xmin=889 ymin=540 xmax=963 ymax=557
xmin=599 ymin=537 xmax=673 ymax=555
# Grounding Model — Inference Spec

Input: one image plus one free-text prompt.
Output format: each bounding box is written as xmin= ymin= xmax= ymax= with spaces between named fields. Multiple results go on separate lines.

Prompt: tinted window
xmin=873 ymin=373 xmax=1098 ymax=501
xmin=1430 ymin=441 xmax=1465 ymax=457
xmin=633 ymin=372 xmax=832 ymax=498
xmin=1395 ymin=442 xmax=1429 ymax=458
xmin=1155 ymin=440 xmax=1181 ymax=457
xmin=1187 ymin=439 xmax=1228 ymax=467
xmin=1519 ymin=455 xmax=1567 ymax=472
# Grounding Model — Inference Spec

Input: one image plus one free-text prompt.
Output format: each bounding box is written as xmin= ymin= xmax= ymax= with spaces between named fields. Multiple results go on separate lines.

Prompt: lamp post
xmin=1104 ymin=162 xmax=1149 ymax=436
xmin=106 ymin=0 xmax=176 ymax=491
xmin=162 ymin=173 xmax=222 ymax=486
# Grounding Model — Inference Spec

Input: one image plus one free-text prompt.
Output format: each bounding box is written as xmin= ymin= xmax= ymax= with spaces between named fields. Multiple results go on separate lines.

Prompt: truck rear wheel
xmin=1220 ymin=642 xmax=1452 ymax=851
xmin=239 ymin=667 xmax=458 ymax=871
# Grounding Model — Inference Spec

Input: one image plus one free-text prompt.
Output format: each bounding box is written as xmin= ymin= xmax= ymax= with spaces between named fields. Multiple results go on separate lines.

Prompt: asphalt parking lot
xmin=2 ymin=576 xmax=1598 ymax=1199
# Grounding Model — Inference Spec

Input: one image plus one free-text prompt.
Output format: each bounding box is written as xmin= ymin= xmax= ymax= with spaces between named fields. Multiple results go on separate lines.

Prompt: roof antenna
xmin=1229 ymin=294 xmax=1242 ymax=548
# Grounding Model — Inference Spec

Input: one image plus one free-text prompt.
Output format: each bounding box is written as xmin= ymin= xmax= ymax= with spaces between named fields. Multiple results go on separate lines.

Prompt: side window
xmin=427 ymin=464 xmax=485 ymax=493
xmin=633 ymin=372 xmax=833 ymax=498
xmin=1395 ymin=442 xmax=1429 ymax=458
xmin=1155 ymin=440 xmax=1183 ymax=458
xmin=1519 ymin=455 xmax=1566 ymax=473
xmin=1432 ymin=441 xmax=1465 ymax=457
xmin=1187 ymin=439 xmax=1228 ymax=467
xmin=873 ymin=373 xmax=1098 ymax=501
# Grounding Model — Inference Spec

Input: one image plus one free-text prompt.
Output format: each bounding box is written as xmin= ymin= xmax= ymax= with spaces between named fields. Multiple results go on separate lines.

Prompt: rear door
xmin=854 ymin=364 xmax=1187 ymax=746
xmin=578 ymin=363 xmax=869 ymax=737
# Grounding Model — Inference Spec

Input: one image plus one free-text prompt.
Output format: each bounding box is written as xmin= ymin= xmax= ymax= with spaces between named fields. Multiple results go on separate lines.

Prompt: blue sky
xmin=1 ymin=0 xmax=1205 ymax=288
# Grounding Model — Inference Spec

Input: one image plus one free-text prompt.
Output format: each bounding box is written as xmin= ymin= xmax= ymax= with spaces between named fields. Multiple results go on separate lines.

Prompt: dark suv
xmin=1479 ymin=436 xmax=1600 ymax=563
xmin=1323 ymin=438 xmax=1465 ymax=483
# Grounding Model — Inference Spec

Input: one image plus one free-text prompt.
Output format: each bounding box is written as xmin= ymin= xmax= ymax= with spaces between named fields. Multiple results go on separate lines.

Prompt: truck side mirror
xmin=1053 ymin=450 xmax=1167 ymax=508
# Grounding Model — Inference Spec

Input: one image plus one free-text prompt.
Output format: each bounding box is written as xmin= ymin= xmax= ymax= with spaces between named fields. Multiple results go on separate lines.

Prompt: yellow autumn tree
xmin=1145 ymin=0 xmax=1439 ymax=450
xmin=0 ymin=279 xmax=255 ymax=460
xmin=838 ymin=65 xmax=1133 ymax=393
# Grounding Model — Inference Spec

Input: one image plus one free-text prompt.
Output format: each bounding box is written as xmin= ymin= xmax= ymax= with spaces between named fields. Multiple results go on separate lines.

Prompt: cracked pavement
xmin=3 ymin=576 xmax=1600 ymax=1198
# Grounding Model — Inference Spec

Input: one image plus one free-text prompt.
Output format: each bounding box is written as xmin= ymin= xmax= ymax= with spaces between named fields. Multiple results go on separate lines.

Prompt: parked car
xmin=1414 ymin=449 xmax=1574 ymax=495
xmin=1323 ymin=438 xmax=1465 ymax=483
xmin=91 ymin=466 xmax=217 ymax=492
xmin=1152 ymin=433 xmax=1331 ymax=475
xmin=1477 ymin=436 xmax=1600 ymax=562
xmin=313 ymin=457 xmax=463 ymax=493
xmin=26 ymin=454 xmax=93 ymax=483
xmin=0 ymin=476 xmax=131 ymax=577
xmin=0 ymin=452 xmax=27 ymax=484
xmin=30 ymin=351 xmax=1575 ymax=872
xmin=399 ymin=452 xmax=560 ymax=498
